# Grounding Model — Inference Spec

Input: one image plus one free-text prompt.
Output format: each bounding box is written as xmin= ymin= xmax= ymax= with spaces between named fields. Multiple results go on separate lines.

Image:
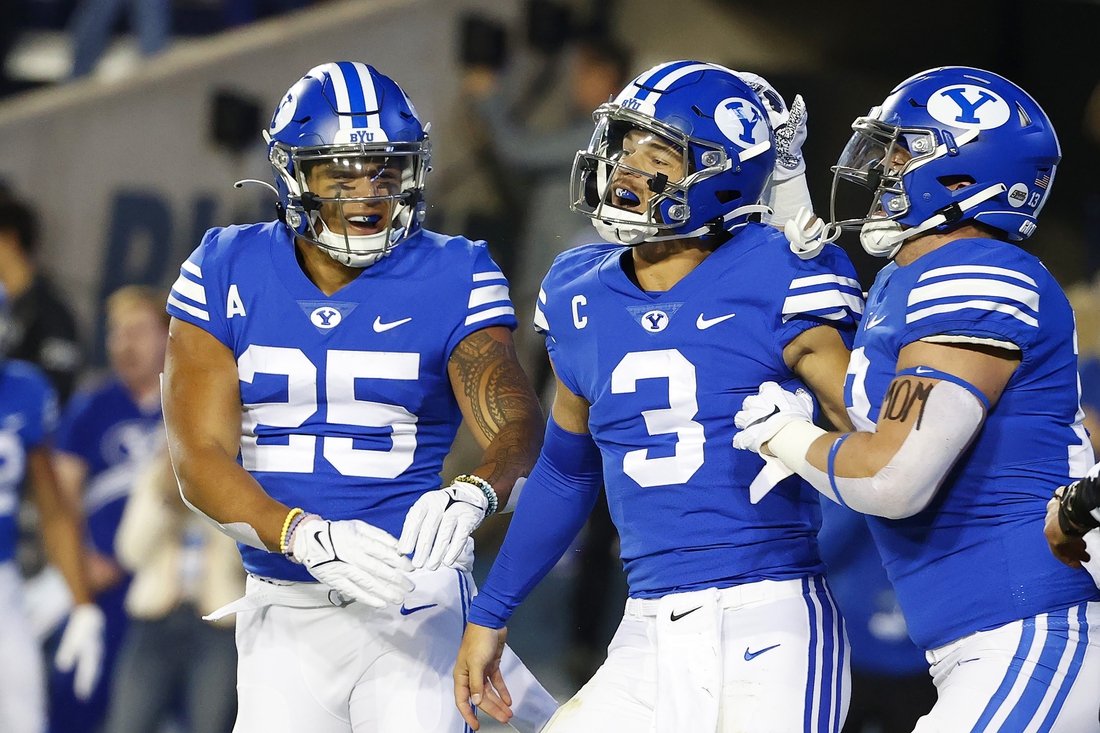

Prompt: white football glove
xmin=289 ymin=516 xmax=414 ymax=608
xmin=735 ymin=71 xmax=808 ymax=182
xmin=733 ymin=382 xmax=815 ymax=455
xmin=54 ymin=603 xmax=105 ymax=700
xmin=398 ymin=480 xmax=489 ymax=571
xmin=785 ymin=206 xmax=829 ymax=260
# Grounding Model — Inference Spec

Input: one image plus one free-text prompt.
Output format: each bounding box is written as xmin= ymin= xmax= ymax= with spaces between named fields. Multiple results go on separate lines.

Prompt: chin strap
xmin=870 ymin=183 xmax=1008 ymax=255
xmin=641 ymin=204 xmax=774 ymax=242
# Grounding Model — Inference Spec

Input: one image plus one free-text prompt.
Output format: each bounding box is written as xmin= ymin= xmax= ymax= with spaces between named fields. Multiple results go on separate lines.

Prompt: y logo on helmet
xmin=270 ymin=92 xmax=297 ymax=134
xmin=927 ymin=85 xmax=1011 ymax=130
xmin=714 ymin=98 xmax=765 ymax=148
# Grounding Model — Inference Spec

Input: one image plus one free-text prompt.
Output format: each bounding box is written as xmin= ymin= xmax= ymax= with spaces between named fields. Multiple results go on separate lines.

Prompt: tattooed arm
xmin=447 ymin=326 xmax=544 ymax=505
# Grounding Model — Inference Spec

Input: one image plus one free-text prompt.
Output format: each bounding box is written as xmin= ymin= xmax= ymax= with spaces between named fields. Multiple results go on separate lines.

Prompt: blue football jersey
xmin=56 ymin=379 xmax=164 ymax=559
xmin=167 ymin=222 xmax=518 ymax=581
xmin=536 ymin=223 xmax=863 ymax=597
xmin=0 ymin=360 xmax=58 ymax=563
xmin=844 ymin=238 xmax=1100 ymax=650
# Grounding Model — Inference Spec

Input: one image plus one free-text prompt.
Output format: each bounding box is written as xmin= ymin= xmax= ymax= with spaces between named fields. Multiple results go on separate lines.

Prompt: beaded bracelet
xmin=279 ymin=507 xmax=305 ymax=555
xmin=453 ymin=474 xmax=499 ymax=518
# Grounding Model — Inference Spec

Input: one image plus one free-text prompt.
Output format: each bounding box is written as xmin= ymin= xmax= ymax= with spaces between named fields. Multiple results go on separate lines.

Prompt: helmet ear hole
xmin=714 ymin=190 xmax=741 ymax=204
xmin=937 ymin=174 xmax=976 ymax=191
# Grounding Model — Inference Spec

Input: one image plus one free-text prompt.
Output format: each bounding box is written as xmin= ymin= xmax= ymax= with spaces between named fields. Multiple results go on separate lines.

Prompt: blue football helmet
xmin=266 ymin=62 xmax=430 ymax=267
xmin=570 ymin=61 xmax=776 ymax=245
xmin=829 ymin=66 xmax=1060 ymax=258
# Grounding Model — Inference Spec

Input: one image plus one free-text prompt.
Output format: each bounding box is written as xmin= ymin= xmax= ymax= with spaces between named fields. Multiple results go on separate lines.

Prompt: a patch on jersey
xmin=1007 ymin=183 xmax=1029 ymax=208
xmin=627 ymin=303 xmax=682 ymax=333
xmin=714 ymin=97 xmax=767 ymax=148
xmin=270 ymin=91 xmax=297 ymax=134
xmin=926 ymin=85 xmax=1011 ymax=130
xmin=297 ymin=301 xmax=359 ymax=333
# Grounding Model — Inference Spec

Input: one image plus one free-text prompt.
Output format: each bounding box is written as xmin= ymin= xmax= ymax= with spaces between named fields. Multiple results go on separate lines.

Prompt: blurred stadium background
xmin=3 ymin=0 xmax=1100 ymax=730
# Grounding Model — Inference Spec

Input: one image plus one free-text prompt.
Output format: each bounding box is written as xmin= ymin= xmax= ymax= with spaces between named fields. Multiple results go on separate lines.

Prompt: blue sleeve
xmin=534 ymin=271 xmax=585 ymax=399
xmin=444 ymin=242 xmax=519 ymax=359
xmin=467 ymin=417 xmax=604 ymax=628
xmin=167 ymin=228 xmax=233 ymax=348
xmin=19 ymin=370 xmax=59 ymax=449
xmin=898 ymin=257 xmax=1040 ymax=351
xmin=775 ymin=244 xmax=864 ymax=351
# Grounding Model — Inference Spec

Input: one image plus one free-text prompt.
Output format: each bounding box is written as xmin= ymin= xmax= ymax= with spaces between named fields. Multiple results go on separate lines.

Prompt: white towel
xmin=654 ymin=588 xmax=723 ymax=733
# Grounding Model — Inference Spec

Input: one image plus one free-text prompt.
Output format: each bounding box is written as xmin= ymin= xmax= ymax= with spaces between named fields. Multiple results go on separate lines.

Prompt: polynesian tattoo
xmin=449 ymin=328 xmax=543 ymax=491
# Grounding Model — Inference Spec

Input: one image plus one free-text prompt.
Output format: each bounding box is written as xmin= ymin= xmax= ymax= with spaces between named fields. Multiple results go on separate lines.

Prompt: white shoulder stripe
xmin=782 ymin=290 xmax=864 ymax=315
xmin=472 ymin=271 xmax=505 ymax=282
xmin=468 ymin=284 xmax=510 ymax=309
xmin=465 ymin=306 xmax=515 ymax=326
xmin=167 ymin=293 xmax=210 ymax=322
xmin=181 ymin=260 xmax=202 ymax=278
xmin=788 ymin=273 xmax=862 ymax=291
xmin=171 ymin=274 xmax=206 ymax=305
xmin=906 ymin=299 xmax=1038 ymax=327
xmin=533 ymin=304 xmax=549 ymax=332
xmin=538 ymin=288 xmax=547 ymax=305
xmin=908 ymin=278 xmax=1039 ymax=311
xmin=918 ymin=264 xmax=1037 ymax=287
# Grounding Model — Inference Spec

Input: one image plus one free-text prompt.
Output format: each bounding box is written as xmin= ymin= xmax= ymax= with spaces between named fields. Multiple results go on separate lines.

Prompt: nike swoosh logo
xmin=373 ymin=316 xmax=412 ymax=332
xmin=697 ymin=312 xmax=736 ymax=329
xmin=915 ymin=366 xmax=934 ymax=375
xmin=746 ymin=405 xmax=780 ymax=428
xmin=864 ymin=314 xmax=887 ymax=329
xmin=399 ymin=603 xmax=438 ymax=616
xmin=670 ymin=606 xmax=702 ymax=622
xmin=744 ymin=643 xmax=781 ymax=661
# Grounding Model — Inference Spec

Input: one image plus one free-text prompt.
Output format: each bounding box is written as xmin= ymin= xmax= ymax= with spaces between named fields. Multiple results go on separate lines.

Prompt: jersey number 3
xmin=237 ymin=345 xmax=419 ymax=479
xmin=611 ymin=349 xmax=706 ymax=487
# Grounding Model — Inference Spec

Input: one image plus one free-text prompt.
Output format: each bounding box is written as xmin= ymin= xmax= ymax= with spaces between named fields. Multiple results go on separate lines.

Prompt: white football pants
xmin=914 ymin=601 xmax=1100 ymax=732
xmin=542 ymin=575 xmax=850 ymax=733
xmin=0 ymin=561 xmax=46 ymax=733
xmin=231 ymin=565 xmax=558 ymax=733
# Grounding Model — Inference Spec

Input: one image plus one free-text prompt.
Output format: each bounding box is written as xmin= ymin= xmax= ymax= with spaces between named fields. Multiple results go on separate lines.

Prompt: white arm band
xmin=761 ymin=173 xmax=813 ymax=228
xmin=768 ymin=379 xmax=986 ymax=520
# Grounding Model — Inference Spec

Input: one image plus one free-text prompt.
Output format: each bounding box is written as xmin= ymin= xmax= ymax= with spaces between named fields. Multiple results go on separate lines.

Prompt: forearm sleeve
xmin=769 ymin=371 xmax=987 ymax=520
xmin=467 ymin=416 xmax=603 ymax=629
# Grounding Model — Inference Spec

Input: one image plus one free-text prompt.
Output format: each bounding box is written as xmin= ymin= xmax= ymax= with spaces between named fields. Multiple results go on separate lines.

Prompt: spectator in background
xmin=817 ymin=500 xmax=936 ymax=733
xmin=0 ymin=198 xmax=82 ymax=403
xmin=67 ymin=0 xmax=169 ymax=77
xmin=48 ymin=285 xmax=168 ymax=733
xmin=103 ymin=449 xmax=242 ymax=733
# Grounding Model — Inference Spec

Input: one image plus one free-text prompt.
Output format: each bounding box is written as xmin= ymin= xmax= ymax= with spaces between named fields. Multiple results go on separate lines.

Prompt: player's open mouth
xmin=342 ymin=213 xmax=385 ymax=235
xmin=612 ymin=186 xmax=642 ymax=210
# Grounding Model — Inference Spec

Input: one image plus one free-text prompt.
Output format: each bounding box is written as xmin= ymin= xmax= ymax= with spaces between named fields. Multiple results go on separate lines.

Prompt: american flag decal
xmin=1034 ymin=173 xmax=1050 ymax=190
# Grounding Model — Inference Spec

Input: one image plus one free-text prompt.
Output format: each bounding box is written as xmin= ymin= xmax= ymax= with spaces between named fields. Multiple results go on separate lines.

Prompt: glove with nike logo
xmin=398 ymin=479 xmax=493 ymax=571
xmin=733 ymin=381 xmax=815 ymax=456
xmin=288 ymin=516 xmax=414 ymax=608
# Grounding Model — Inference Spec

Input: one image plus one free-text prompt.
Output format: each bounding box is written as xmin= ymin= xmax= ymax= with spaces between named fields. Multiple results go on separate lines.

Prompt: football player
xmin=0 ymin=286 xmax=100 ymax=733
xmin=47 ymin=286 xmax=170 ymax=733
xmin=162 ymin=62 xmax=557 ymax=733
xmin=735 ymin=67 xmax=1100 ymax=731
xmin=454 ymin=62 xmax=863 ymax=732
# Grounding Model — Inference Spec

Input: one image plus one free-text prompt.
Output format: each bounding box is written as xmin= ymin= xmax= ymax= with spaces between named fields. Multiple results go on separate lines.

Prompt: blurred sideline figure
xmin=0 ymin=286 xmax=99 ymax=733
xmin=0 ymin=197 xmax=82 ymax=403
xmin=48 ymin=286 xmax=168 ymax=733
xmin=67 ymin=0 xmax=168 ymax=77
xmin=162 ymin=62 xmax=557 ymax=732
xmin=102 ymin=450 xmax=242 ymax=733
xmin=817 ymin=500 xmax=935 ymax=733
xmin=455 ymin=62 xmax=862 ymax=732
xmin=736 ymin=67 xmax=1100 ymax=730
